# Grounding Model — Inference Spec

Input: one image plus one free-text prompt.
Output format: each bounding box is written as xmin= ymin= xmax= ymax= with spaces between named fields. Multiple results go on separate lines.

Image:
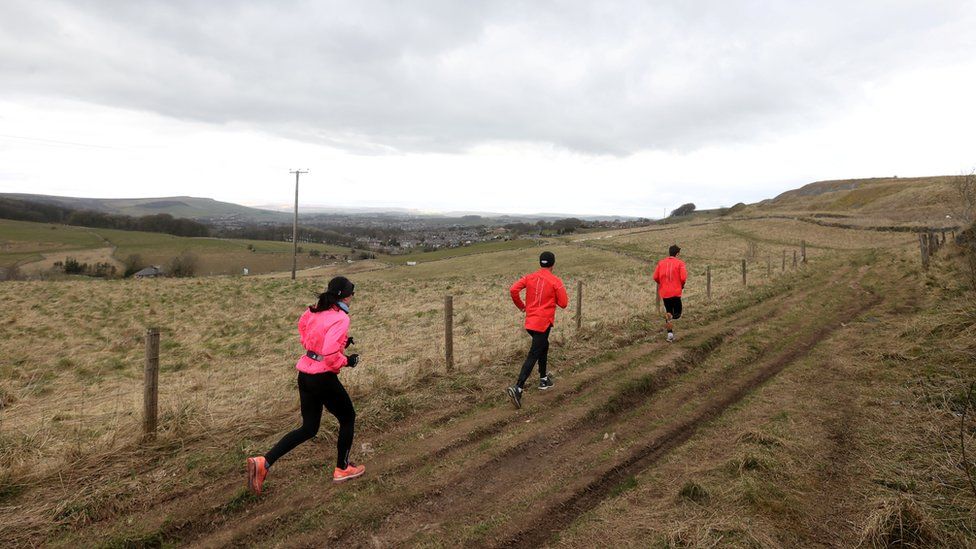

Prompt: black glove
xmin=345 ymin=336 xmax=355 ymax=348
xmin=346 ymin=354 xmax=360 ymax=368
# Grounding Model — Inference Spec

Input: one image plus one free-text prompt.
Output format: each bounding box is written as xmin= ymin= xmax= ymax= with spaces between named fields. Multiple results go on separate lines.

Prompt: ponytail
xmin=310 ymin=291 xmax=341 ymax=313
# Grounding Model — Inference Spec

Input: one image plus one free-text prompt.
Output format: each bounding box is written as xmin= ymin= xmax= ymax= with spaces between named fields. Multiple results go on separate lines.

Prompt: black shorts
xmin=662 ymin=296 xmax=682 ymax=319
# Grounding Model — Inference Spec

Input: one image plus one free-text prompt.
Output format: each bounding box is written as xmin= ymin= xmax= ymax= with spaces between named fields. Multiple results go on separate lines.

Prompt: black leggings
xmin=663 ymin=297 xmax=682 ymax=319
xmin=517 ymin=326 xmax=551 ymax=388
xmin=265 ymin=371 xmax=356 ymax=469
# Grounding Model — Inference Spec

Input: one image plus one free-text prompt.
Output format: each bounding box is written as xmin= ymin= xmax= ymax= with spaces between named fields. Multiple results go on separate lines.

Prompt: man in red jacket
xmin=507 ymin=251 xmax=569 ymax=408
xmin=653 ymin=244 xmax=688 ymax=342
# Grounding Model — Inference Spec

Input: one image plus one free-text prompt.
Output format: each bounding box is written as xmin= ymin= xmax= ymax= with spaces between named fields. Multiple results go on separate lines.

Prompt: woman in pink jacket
xmin=247 ymin=276 xmax=364 ymax=494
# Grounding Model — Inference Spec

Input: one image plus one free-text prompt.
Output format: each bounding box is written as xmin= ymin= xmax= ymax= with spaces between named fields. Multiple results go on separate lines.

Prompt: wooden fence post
xmin=801 ymin=240 xmax=807 ymax=264
xmin=766 ymin=258 xmax=771 ymax=278
xmin=741 ymin=259 xmax=747 ymax=286
xmin=941 ymin=230 xmax=947 ymax=245
xmin=919 ymin=233 xmax=929 ymax=269
xmin=793 ymin=250 xmax=797 ymax=268
xmin=706 ymin=266 xmax=712 ymax=300
xmin=782 ymin=250 xmax=786 ymax=272
xmin=575 ymin=281 xmax=583 ymax=334
xmin=444 ymin=295 xmax=454 ymax=372
xmin=144 ymin=327 xmax=160 ymax=439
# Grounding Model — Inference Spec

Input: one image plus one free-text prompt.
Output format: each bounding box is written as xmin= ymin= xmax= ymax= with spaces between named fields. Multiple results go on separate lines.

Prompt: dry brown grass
xmin=18 ymin=246 xmax=122 ymax=275
xmin=4 ymin=213 xmax=963 ymax=546
xmin=551 ymin=248 xmax=976 ymax=547
xmin=859 ymin=496 xmax=945 ymax=548
xmin=0 ymin=223 xmax=810 ymax=507
xmin=763 ymin=176 xmax=961 ymax=224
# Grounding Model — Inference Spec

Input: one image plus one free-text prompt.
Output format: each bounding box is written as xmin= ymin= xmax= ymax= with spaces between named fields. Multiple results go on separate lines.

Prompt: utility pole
xmin=290 ymin=169 xmax=309 ymax=280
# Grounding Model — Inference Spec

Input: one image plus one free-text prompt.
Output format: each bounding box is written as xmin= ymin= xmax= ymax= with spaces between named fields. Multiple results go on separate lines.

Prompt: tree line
xmin=503 ymin=218 xmax=586 ymax=235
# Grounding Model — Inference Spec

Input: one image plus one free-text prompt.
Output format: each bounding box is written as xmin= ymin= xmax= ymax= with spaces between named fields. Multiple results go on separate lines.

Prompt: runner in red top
xmin=652 ymin=244 xmax=688 ymax=342
xmin=507 ymin=251 xmax=569 ymax=408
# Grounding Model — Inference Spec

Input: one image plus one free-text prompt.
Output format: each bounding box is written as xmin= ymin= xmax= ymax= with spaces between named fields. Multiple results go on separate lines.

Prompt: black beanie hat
xmin=540 ymin=251 xmax=556 ymax=267
xmin=326 ymin=276 xmax=355 ymax=298
xmin=669 ymin=244 xmax=681 ymax=256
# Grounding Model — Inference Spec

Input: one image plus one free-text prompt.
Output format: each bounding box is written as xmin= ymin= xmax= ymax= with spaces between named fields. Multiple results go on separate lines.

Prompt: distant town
xmin=207 ymin=211 xmax=654 ymax=255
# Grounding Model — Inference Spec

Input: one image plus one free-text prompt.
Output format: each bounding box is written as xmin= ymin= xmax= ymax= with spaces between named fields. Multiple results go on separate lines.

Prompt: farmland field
xmin=1 ymin=189 xmax=975 ymax=546
xmin=381 ymin=238 xmax=539 ymax=265
xmin=0 ymin=218 xmax=357 ymax=275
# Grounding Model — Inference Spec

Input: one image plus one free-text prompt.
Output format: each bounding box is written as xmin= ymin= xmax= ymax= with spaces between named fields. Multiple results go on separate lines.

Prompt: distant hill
xmin=0 ymin=194 xmax=289 ymax=222
xmin=259 ymin=204 xmax=642 ymax=223
xmin=758 ymin=175 xmax=963 ymax=223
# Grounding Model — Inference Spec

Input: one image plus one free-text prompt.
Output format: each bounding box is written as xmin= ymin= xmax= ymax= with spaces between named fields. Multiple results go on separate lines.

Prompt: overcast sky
xmin=1 ymin=1 xmax=975 ymax=217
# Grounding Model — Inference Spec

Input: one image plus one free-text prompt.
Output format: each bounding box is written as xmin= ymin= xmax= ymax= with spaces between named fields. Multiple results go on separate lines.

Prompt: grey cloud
xmin=1 ymin=0 xmax=973 ymax=155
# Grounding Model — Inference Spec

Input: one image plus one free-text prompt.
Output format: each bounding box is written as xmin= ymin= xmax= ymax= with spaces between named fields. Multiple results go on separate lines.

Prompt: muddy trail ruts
xmin=497 ymin=293 xmax=884 ymax=548
xmin=182 ymin=266 xmax=862 ymax=548
xmin=122 ymin=268 xmax=809 ymax=548
xmin=172 ymin=273 xmax=841 ymax=545
xmin=323 ymin=276 xmax=880 ymax=547
xmin=29 ymin=263 xmax=835 ymax=548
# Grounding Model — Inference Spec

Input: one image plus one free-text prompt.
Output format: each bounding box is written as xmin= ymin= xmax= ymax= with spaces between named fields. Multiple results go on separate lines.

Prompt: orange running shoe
xmin=333 ymin=462 xmax=366 ymax=483
xmin=246 ymin=456 xmax=269 ymax=495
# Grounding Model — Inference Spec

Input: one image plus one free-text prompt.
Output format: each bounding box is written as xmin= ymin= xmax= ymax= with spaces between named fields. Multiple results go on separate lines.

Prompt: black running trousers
xmin=663 ymin=296 xmax=682 ymax=319
xmin=517 ymin=326 xmax=552 ymax=388
xmin=265 ymin=371 xmax=355 ymax=469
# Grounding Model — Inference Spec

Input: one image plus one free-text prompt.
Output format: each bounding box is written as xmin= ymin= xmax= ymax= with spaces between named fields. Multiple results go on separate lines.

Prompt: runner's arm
xmin=510 ymin=277 xmax=527 ymax=311
xmin=555 ymin=282 xmax=569 ymax=309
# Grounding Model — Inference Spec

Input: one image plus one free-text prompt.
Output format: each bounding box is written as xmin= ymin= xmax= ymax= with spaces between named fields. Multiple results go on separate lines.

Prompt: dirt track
xmin=1 ymin=257 xmax=889 ymax=547
xmin=130 ymin=260 xmax=873 ymax=548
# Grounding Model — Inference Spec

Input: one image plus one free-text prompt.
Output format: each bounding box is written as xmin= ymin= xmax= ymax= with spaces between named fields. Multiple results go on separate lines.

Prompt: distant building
xmin=134 ymin=266 xmax=164 ymax=278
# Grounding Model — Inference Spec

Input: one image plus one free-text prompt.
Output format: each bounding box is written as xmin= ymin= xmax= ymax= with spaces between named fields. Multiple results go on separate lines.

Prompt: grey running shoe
xmin=539 ymin=375 xmax=554 ymax=390
xmin=667 ymin=332 xmax=675 ymax=343
xmin=507 ymin=386 xmax=522 ymax=409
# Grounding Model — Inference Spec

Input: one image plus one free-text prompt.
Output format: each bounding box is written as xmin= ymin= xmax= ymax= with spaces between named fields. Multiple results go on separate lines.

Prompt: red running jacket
xmin=653 ymin=256 xmax=687 ymax=299
xmin=510 ymin=268 xmax=569 ymax=332
xmin=294 ymin=306 xmax=350 ymax=374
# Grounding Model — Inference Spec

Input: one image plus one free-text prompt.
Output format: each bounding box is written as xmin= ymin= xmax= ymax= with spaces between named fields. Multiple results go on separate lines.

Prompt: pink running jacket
xmin=295 ymin=306 xmax=350 ymax=374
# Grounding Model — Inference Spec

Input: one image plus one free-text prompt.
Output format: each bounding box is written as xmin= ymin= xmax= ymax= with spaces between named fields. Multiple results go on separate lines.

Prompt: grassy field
xmin=1 ymin=204 xmax=975 ymax=546
xmin=380 ymin=238 xmax=540 ymax=265
xmin=0 ymin=218 xmax=358 ymax=275
xmin=0 ymin=220 xmax=106 ymax=267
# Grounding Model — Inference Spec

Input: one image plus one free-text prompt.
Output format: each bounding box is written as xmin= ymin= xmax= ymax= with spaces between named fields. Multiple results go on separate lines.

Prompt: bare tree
xmin=954 ymin=170 xmax=976 ymax=225
xmin=123 ymin=253 xmax=144 ymax=277
xmin=167 ymin=251 xmax=199 ymax=278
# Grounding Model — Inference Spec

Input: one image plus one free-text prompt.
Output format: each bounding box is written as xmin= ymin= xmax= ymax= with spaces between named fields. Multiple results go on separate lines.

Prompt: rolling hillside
xmin=0 ymin=193 xmax=289 ymax=222
xmin=757 ymin=175 xmax=964 ymax=225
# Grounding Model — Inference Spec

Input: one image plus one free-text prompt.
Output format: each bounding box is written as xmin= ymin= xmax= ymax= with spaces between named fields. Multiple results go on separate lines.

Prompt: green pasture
xmin=0 ymin=218 xmax=358 ymax=273
xmin=382 ymin=239 xmax=540 ymax=266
